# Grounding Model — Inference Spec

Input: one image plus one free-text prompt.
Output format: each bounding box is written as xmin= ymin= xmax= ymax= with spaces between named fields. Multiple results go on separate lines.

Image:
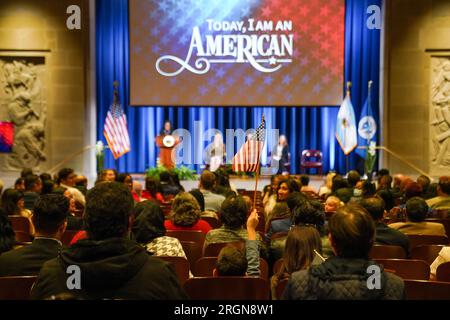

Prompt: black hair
xmin=332 ymin=175 xmax=348 ymax=192
xmin=286 ymin=192 xmax=307 ymax=211
xmin=292 ymin=200 xmax=325 ymax=234
xmin=405 ymin=197 xmax=429 ymax=222
xmin=85 ymin=182 xmax=134 ymax=240
xmin=132 ymin=201 xmax=165 ymax=243
xmin=1 ymin=188 xmax=23 ymax=215
xmin=376 ymin=189 xmax=394 ymax=211
xmin=40 ymin=173 xmax=52 ymax=182
xmin=57 ymin=168 xmax=74 ymax=184
xmin=189 ymin=189 xmax=205 ymax=212
xmin=347 ymin=170 xmax=361 ymax=187
xmin=220 ymin=195 xmax=248 ymax=229
xmin=0 ymin=209 xmax=16 ymax=254
xmin=33 ymin=194 xmax=69 ymax=234
xmin=117 ymin=173 xmax=132 ymax=183
xmin=300 ymin=175 xmax=310 ymax=186
xmin=361 ymin=197 xmax=385 ymax=221
xmin=21 ymin=168 xmax=33 ymax=178
xmin=25 ymin=174 xmax=41 ymax=191
xmin=41 ymin=180 xmax=55 ymax=195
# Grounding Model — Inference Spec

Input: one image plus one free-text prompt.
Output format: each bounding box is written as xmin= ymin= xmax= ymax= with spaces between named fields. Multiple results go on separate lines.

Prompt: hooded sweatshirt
xmin=31 ymin=238 xmax=187 ymax=300
xmin=283 ymin=256 xmax=405 ymax=300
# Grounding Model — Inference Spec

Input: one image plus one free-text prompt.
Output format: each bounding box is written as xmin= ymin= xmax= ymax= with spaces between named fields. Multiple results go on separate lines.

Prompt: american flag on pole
xmin=103 ymin=83 xmax=131 ymax=159
xmin=232 ymin=117 xmax=266 ymax=172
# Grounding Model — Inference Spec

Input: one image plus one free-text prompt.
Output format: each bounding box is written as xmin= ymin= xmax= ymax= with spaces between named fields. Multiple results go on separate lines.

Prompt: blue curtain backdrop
xmin=96 ymin=0 xmax=381 ymax=174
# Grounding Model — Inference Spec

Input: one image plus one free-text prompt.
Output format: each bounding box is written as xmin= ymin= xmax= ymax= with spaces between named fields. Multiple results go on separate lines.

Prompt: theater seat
xmin=0 ymin=276 xmax=37 ymax=300
xmin=201 ymin=217 xmax=222 ymax=229
xmin=436 ymin=262 xmax=450 ymax=282
xmin=404 ymin=280 xmax=450 ymax=300
xmin=180 ymin=241 xmax=202 ymax=269
xmin=408 ymin=235 xmax=449 ymax=250
xmin=374 ymin=259 xmax=430 ymax=280
xmin=274 ymin=278 xmax=288 ymax=300
xmin=157 ymin=256 xmax=190 ymax=285
xmin=203 ymin=241 xmax=246 ymax=257
xmin=369 ymin=245 xmax=407 ymax=259
xmin=15 ymin=231 xmax=33 ymax=243
xmin=194 ymin=256 xmax=269 ymax=279
xmin=8 ymin=215 xmax=30 ymax=233
xmin=183 ymin=277 xmax=270 ymax=300
xmin=166 ymin=230 xmax=205 ymax=247
xmin=410 ymin=245 xmax=446 ymax=265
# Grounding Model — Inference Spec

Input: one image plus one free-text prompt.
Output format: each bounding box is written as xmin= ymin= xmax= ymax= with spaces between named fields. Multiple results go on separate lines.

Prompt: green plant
xmin=146 ymin=165 xmax=197 ymax=181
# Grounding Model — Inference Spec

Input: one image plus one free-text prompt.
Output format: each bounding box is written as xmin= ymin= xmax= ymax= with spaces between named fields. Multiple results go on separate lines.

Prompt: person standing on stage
xmin=272 ymin=135 xmax=289 ymax=175
xmin=160 ymin=120 xmax=172 ymax=136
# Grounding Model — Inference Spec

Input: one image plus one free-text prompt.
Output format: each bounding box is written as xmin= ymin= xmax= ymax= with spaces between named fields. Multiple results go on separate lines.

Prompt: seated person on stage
xmin=189 ymin=188 xmax=218 ymax=220
xmin=0 ymin=194 xmax=68 ymax=277
xmin=204 ymin=195 xmax=265 ymax=256
xmin=271 ymin=225 xmax=323 ymax=300
xmin=361 ymin=197 xmax=410 ymax=256
xmin=31 ymin=182 xmax=187 ymax=300
xmin=199 ymin=170 xmax=225 ymax=212
xmin=141 ymin=176 xmax=165 ymax=202
xmin=299 ymin=175 xmax=317 ymax=194
xmin=164 ymin=192 xmax=212 ymax=234
xmin=389 ymin=197 xmax=446 ymax=236
xmin=283 ymin=205 xmax=405 ymax=300
xmin=214 ymin=209 xmax=260 ymax=278
xmin=426 ymin=176 xmax=450 ymax=211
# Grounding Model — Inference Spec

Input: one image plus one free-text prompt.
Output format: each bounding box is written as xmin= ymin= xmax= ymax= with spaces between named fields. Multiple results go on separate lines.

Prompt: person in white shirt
xmin=57 ymin=168 xmax=85 ymax=207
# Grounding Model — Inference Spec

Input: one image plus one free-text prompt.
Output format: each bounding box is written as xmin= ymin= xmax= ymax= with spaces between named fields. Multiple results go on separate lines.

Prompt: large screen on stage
xmin=129 ymin=0 xmax=345 ymax=106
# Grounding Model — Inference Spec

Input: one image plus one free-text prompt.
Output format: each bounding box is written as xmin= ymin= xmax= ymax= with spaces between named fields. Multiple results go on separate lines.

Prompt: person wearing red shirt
xmin=164 ymin=192 xmax=212 ymax=234
xmin=142 ymin=176 xmax=165 ymax=203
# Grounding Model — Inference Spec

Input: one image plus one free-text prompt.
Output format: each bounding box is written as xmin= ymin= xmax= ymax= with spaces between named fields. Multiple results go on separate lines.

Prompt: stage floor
xmin=132 ymin=174 xmax=327 ymax=193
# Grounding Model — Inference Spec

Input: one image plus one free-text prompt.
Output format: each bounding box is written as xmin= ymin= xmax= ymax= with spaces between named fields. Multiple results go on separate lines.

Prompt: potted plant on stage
xmin=364 ymin=141 xmax=377 ymax=182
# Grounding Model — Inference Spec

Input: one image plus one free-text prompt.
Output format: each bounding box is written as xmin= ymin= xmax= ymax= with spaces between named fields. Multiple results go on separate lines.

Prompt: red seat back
xmin=180 ymin=241 xmax=202 ymax=269
xmin=8 ymin=216 xmax=30 ymax=233
xmin=404 ymin=280 xmax=450 ymax=300
xmin=166 ymin=230 xmax=205 ymax=247
xmin=410 ymin=245 xmax=446 ymax=265
xmin=374 ymin=259 xmax=430 ymax=280
xmin=369 ymin=245 xmax=407 ymax=259
xmin=0 ymin=276 xmax=37 ymax=300
xmin=157 ymin=256 xmax=190 ymax=285
xmin=203 ymin=241 xmax=246 ymax=257
xmin=436 ymin=261 xmax=450 ymax=282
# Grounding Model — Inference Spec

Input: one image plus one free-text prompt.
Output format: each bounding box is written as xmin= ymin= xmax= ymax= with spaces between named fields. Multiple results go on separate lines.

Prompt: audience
xmin=283 ymin=205 xmax=405 ymax=300
xmin=426 ymin=176 xmax=450 ymax=211
xmin=299 ymin=175 xmax=316 ymax=193
xmin=31 ymin=182 xmax=187 ymax=300
xmin=132 ymin=201 xmax=188 ymax=262
xmin=57 ymin=168 xmax=86 ymax=207
xmin=361 ymin=197 xmax=410 ymax=255
xmin=164 ymin=192 xmax=212 ymax=234
xmin=199 ymin=170 xmax=225 ymax=212
xmin=23 ymin=174 xmax=43 ymax=210
xmin=0 ymin=209 xmax=16 ymax=254
xmin=98 ymin=169 xmax=117 ymax=182
xmin=271 ymin=225 xmax=323 ymax=299
xmin=1 ymin=188 xmax=34 ymax=235
xmin=204 ymin=195 xmax=265 ymax=255
xmin=0 ymin=194 xmax=69 ymax=276
xmin=389 ymin=197 xmax=446 ymax=236
xmin=189 ymin=188 xmax=218 ymax=219
xmin=159 ymin=171 xmax=183 ymax=197
xmin=142 ymin=176 xmax=165 ymax=202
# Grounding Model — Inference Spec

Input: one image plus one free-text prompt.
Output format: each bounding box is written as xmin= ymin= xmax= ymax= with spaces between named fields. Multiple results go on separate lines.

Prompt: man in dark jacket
xmin=0 ymin=194 xmax=68 ymax=276
xmin=361 ymin=197 xmax=410 ymax=256
xmin=283 ymin=205 xmax=405 ymax=300
xmin=31 ymin=182 xmax=187 ymax=300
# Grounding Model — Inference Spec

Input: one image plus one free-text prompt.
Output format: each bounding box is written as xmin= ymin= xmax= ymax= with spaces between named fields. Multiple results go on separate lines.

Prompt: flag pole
xmin=253 ymin=114 xmax=265 ymax=208
xmin=367 ymin=80 xmax=373 ymax=147
xmin=113 ymin=80 xmax=119 ymax=170
xmin=345 ymin=81 xmax=351 ymax=173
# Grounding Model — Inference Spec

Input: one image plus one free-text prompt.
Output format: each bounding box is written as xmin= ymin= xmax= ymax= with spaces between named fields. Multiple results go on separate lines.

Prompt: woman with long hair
xmin=0 ymin=188 xmax=34 ymax=236
xmin=0 ymin=208 xmax=16 ymax=254
xmin=271 ymin=225 xmax=322 ymax=299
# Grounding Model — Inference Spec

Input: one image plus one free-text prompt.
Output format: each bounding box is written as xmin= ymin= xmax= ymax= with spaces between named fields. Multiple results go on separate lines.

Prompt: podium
xmin=155 ymin=135 xmax=179 ymax=169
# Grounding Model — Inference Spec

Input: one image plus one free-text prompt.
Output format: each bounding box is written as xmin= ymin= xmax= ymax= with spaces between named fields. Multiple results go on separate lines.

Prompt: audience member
xmin=324 ymin=196 xmax=343 ymax=213
xmin=142 ymin=176 xmax=165 ymax=202
xmin=299 ymin=175 xmax=316 ymax=193
xmin=318 ymin=172 xmax=336 ymax=197
xmin=159 ymin=171 xmax=183 ymax=197
xmin=190 ymin=188 xmax=218 ymax=219
xmin=57 ymin=168 xmax=85 ymax=207
xmin=271 ymin=225 xmax=323 ymax=299
xmin=417 ymin=175 xmax=431 ymax=199
xmin=361 ymin=197 xmax=410 ymax=255
xmin=23 ymin=174 xmax=42 ymax=210
xmin=199 ymin=170 xmax=225 ymax=212
xmin=164 ymin=192 xmax=212 ymax=234
xmin=14 ymin=177 xmax=26 ymax=192
xmin=426 ymin=176 xmax=450 ymax=211
xmin=31 ymin=182 xmax=187 ymax=300
xmin=389 ymin=197 xmax=446 ymax=236
xmin=0 ymin=188 xmax=34 ymax=235
xmin=283 ymin=205 xmax=405 ymax=300
xmin=0 ymin=209 xmax=16 ymax=254
xmin=0 ymin=194 xmax=69 ymax=276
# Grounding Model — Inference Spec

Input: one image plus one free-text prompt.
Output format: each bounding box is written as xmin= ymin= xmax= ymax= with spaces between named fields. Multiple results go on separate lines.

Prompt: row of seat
xmin=1 ymin=275 xmax=449 ymax=300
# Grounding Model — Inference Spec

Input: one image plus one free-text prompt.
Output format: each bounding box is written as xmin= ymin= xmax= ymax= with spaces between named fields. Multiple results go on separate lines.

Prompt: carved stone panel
xmin=430 ymin=56 xmax=450 ymax=175
xmin=0 ymin=56 xmax=47 ymax=170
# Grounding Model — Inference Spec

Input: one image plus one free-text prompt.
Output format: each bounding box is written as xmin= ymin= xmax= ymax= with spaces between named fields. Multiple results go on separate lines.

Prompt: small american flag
xmin=232 ymin=117 xmax=266 ymax=172
xmin=103 ymin=84 xmax=131 ymax=159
